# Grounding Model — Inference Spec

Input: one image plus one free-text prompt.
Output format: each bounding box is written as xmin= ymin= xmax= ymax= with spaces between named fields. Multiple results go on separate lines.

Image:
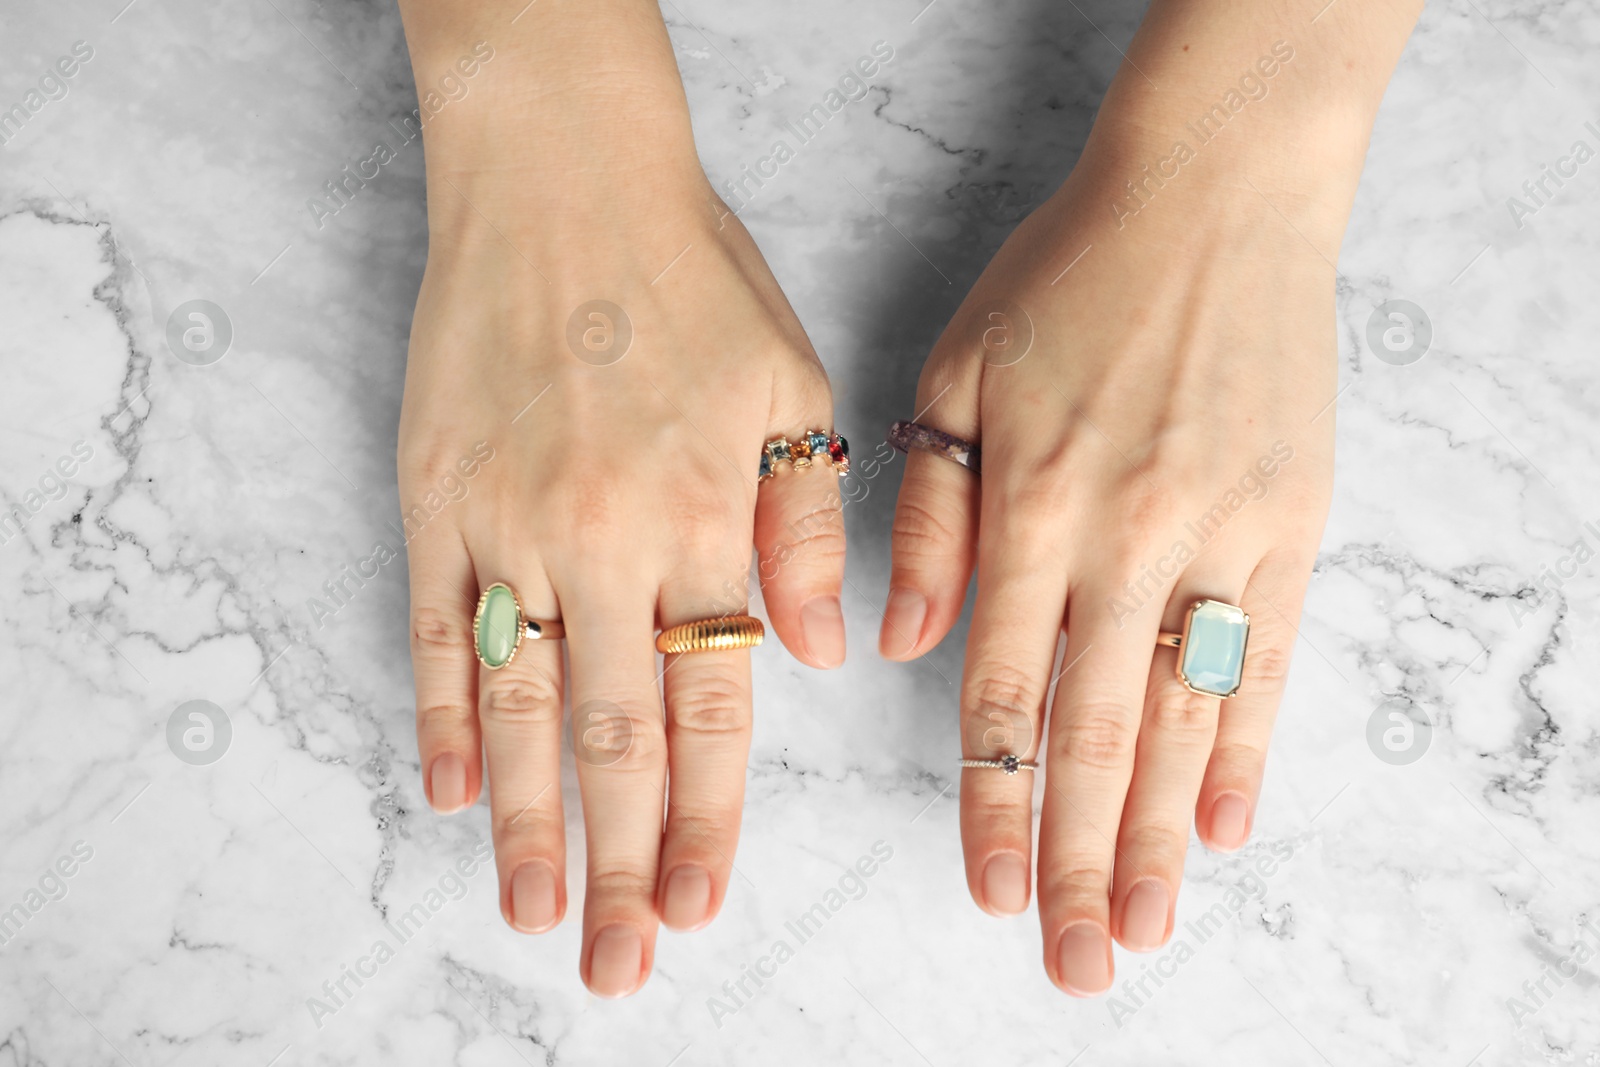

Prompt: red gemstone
xmin=827 ymin=435 xmax=848 ymax=462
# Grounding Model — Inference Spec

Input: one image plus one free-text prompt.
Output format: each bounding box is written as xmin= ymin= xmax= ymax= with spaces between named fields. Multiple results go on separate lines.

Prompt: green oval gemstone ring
xmin=1158 ymin=599 xmax=1251 ymax=699
xmin=473 ymin=582 xmax=564 ymax=670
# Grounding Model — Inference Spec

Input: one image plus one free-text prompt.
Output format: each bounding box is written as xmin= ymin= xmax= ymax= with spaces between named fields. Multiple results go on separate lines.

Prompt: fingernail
xmin=1210 ymin=792 xmax=1250 ymax=851
xmin=800 ymin=595 xmax=846 ymax=668
xmin=981 ymin=852 xmax=1029 ymax=915
xmin=880 ymin=588 xmax=928 ymax=659
xmin=510 ymin=862 xmax=558 ymax=933
xmin=588 ymin=924 xmax=643 ymax=998
xmin=661 ymin=865 xmax=712 ymax=930
xmin=428 ymin=752 xmax=468 ymax=814
xmin=1119 ymin=879 xmax=1170 ymax=951
xmin=1056 ymin=922 xmax=1112 ymax=995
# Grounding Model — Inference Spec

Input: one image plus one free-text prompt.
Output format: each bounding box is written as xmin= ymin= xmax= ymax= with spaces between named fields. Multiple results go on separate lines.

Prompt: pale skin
xmin=397 ymin=0 xmax=1421 ymax=997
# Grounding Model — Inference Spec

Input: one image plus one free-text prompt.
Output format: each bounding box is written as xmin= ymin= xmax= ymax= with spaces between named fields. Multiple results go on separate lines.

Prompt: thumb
xmin=881 ymin=303 xmax=995 ymax=660
xmin=754 ymin=368 xmax=849 ymax=669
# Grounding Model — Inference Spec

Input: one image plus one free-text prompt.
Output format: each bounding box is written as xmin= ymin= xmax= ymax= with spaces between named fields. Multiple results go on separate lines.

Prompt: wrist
xmin=400 ymin=0 xmax=712 ymax=246
xmin=1062 ymin=77 xmax=1376 ymax=255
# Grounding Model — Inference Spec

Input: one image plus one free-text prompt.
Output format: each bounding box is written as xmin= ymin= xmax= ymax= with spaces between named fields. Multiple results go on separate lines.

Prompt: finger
xmin=656 ymin=562 xmax=754 ymax=932
xmin=406 ymin=523 xmax=482 ymax=815
xmin=1198 ymin=548 xmax=1313 ymax=852
xmin=471 ymin=553 xmax=567 ymax=935
xmin=957 ymin=492 xmax=1069 ymax=918
xmin=562 ymin=571 xmax=665 ymax=998
xmin=882 ymin=340 xmax=982 ymax=661
xmin=754 ymin=420 xmax=848 ymax=670
xmin=1037 ymin=573 xmax=1163 ymax=997
xmin=1110 ymin=570 xmax=1249 ymax=953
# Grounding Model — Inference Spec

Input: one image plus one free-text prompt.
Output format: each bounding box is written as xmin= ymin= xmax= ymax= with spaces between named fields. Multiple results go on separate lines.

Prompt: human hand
xmin=397 ymin=0 xmax=846 ymax=998
xmin=879 ymin=9 xmax=1417 ymax=992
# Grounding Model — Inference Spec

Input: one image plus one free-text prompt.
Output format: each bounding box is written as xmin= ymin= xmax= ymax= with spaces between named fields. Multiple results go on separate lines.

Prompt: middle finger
xmin=561 ymin=567 xmax=667 ymax=999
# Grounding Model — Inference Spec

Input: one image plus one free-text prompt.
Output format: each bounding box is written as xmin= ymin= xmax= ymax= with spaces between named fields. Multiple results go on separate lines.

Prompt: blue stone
xmin=759 ymin=452 xmax=772 ymax=479
xmin=1179 ymin=600 xmax=1249 ymax=697
xmin=808 ymin=431 xmax=829 ymax=455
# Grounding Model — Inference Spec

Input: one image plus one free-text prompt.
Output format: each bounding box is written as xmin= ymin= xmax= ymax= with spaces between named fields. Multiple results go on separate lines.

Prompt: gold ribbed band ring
xmin=655 ymin=615 xmax=766 ymax=655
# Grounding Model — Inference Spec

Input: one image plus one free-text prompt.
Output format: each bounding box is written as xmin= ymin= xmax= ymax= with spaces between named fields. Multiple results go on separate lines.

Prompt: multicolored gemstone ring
xmin=759 ymin=430 xmax=849 ymax=482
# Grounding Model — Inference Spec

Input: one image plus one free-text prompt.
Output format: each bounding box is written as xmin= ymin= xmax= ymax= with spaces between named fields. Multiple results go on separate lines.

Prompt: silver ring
xmin=958 ymin=756 xmax=1037 ymax=775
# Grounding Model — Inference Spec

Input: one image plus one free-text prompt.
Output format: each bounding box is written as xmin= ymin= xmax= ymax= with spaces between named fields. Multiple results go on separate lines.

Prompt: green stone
xmin=1179 ymin=600 xmax=1249 ymax=697
xmin=476 ymin=584 xmax=520 ymax=668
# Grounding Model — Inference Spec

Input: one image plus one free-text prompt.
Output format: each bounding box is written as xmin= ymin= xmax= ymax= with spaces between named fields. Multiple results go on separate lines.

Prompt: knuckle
xmin=1121 ymin=823 xmax=1190 ymax=863
xmin=1054 ymin=704 xmax=1139 ymax=770
xmin=965 ymin=667 xmax=1042 ymax=755
xmin=969 ymin=665 xmax=1045 ymax=719
xmin=1243 ymin=641 xmax=1293 ymax=691
xmin=1210 ymin=739 xmax=1269 ymax=777
xmin=412 ymin=607 xmax=469 ymax=654
xmin=892 ymin=495 xmax=966 ymax=561
xmin=1112 ymin=479 xmax=1182 ymax=541
xmin=482 ymin=675 xmax=563 ymax=726
xmin=1146 ymin=687 xmax=1220 ymax=735
xmin=542 ymin=464 xmax=627 ymax=547
xmin=667 ymin=484 xmax=746 ymax=560
xmin=669 ymin=677 xmax=750 ymax=739
xmin=417 ymin=702 xmax=474 ymax=732
xmin=584 ymin=865 xmax=658 ymax=902
xmin=575 ymin=709 xmax=665 ymax=771
xmin=786 ymin=357 xmax=833 ymax=413
xmin=1041 ymin=863 xmax=1111 ymax=906
xmin=397 ymin=440 xmax=459 ymax=488
xmin=766 ymin=502 xmax=846 ymax=571
xmin=994 ymin=484 xmax=1072 ymax=559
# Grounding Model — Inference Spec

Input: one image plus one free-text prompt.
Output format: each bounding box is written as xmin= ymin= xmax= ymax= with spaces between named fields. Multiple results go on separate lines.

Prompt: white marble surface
xmin=2 ymin=0 xmax=1598 ymax=1064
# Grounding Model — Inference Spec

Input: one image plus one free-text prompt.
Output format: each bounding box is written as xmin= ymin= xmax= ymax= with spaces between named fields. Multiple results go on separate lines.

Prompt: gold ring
xmin=474 ymin=582 xmax=564 ymax=670
xmin=655 ymin=615 xmax=765 ymax=655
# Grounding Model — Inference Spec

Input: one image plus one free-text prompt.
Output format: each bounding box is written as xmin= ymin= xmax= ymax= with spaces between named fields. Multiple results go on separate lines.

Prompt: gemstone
xmin=792 ymin=436 xmax=812 ymax=459
xmin=476 ymin=584 xmax=521 ymax=668
xmin=828 ymin=435 xmax=848 ymax=462
xmin=1001 ymin=755 xmax=1020 ymax=774
xmin=1178 ymin=600 xmax=1249 ymax=697
xmin=808 ymin=431 xmax=829 ymax=455
xmin=758 ymin=452 xmax=772 ymax=479
xmin=768 ymin=437 xmax=791 ymax=462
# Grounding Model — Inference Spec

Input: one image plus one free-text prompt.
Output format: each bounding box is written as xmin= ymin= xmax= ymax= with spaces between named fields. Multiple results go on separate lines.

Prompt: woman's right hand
xmin=397 ymin=0 xmax=847 ymax=998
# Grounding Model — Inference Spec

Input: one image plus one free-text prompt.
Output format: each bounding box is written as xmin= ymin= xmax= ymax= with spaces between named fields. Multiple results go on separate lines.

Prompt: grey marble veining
xmin=1 ymin=0 xmax=1598 ymax=1064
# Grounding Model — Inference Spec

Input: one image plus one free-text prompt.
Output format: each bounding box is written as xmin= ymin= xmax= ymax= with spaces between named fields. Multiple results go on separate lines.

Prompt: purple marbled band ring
xmin=887 ymin=420 xmax=981 ymax=475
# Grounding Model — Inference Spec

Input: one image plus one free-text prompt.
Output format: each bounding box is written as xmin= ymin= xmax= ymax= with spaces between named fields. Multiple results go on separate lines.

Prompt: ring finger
xmin=1109 ymin=566 xmax=1249 ymax=953
xmin=470 ymin=550 xmax=569 ymax=936
xmin=655 ymin=557 xmax=756 ymax=931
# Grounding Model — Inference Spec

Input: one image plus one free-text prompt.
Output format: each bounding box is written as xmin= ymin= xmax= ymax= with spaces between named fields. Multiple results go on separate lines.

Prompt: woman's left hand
xmin=880 ymin=77 xmax=1359 ymax=993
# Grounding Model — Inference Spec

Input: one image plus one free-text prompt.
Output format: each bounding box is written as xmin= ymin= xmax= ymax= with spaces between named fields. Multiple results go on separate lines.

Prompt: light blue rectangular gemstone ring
xmin=1176 ymin=599 xmax=1250 ymax=698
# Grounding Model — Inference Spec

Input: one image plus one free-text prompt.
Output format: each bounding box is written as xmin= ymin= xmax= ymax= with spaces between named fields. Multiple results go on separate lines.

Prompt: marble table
xmin=1 ymin=0 xmax=1597 ymax=1063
